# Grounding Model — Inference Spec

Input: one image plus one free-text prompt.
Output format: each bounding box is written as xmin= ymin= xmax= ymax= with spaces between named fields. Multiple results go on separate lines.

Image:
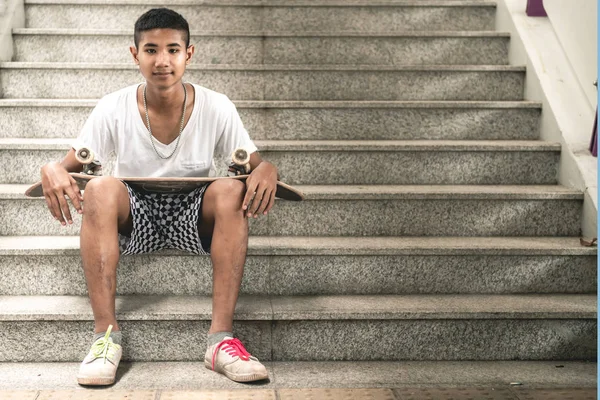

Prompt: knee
xmin=83 ymin=177 xmax=126 ymax=213
xmin=206 ymin=179 xmax=246 ymax=214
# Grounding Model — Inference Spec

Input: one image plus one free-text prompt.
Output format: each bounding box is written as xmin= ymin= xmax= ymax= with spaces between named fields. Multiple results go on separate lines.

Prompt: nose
xmin=155 ymin=50 xmax=170 ymax=67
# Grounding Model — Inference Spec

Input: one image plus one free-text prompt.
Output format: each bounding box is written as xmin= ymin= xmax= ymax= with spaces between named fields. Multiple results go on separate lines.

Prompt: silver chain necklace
xmin=143 ymin=82 xmax=187 ymax=159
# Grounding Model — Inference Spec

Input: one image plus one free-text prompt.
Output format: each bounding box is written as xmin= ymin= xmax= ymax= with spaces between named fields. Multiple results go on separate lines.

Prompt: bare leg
xmin=80 ymin=177 xmax=132 ymax=334
xmin=198 ymin=179 xmax=248 ymax=334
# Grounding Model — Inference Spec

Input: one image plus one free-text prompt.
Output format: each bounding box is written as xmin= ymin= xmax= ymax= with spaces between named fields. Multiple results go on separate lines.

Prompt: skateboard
xmin=25 ymin=147 xmax=304 ymax=201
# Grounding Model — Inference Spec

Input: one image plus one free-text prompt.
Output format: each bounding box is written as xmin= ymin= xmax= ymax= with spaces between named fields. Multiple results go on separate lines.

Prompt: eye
xmin=169 ymin=49 xmax=179 ymax=54
xmin=145 ymin=49 xmax=156 ymax=54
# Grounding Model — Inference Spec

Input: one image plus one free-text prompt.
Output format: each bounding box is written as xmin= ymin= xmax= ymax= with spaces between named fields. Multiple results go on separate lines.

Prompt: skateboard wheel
xmin=231 ymin=148 xmax=250 ymax=174
xmin=75 ymin=147 xmax=95 ymax=165
xmin=232 ymin=148 xmax=250 ymax=164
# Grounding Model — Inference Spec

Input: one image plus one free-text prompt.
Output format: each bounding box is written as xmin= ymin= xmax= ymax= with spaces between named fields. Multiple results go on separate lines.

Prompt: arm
xmin=53 ymin=148 xmax=86 ymax=173
xmin=62 ymin=148 xmax=86 ymax=173
xmin=248 ymin=151 xmax=280 ymax=180
xmin=215 ymin=96 xmax=276 ymax=217
xmin=41 ymin=94 xmax=114 ymax=225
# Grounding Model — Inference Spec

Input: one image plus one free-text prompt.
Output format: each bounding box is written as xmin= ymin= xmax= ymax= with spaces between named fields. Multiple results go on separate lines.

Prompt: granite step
xmin=0 ymin=293 xmax=595 ymax=361
xmin=0 ymin=361 xmax=597 ymax=391
xmin=24 ymin=0 xmax=497 ymax=32
xmin=0 ymin=184 xmax=583 ymax=237
xmin=0 ymin=139 xmax=560 ymax=185
xmin=12 ymin=29 xmax=509 ymax=65
xmin=0 ymin=100 xmax=542 ymax=141
xmin=0 ymin=236 xmax=595 ymax=296
xmin=0 ymin=63 xmax=525 ymax=100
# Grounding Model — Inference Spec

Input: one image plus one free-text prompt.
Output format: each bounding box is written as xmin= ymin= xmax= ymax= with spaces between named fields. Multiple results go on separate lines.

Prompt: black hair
xmin=134 ymin=8 xmax=190 ymax=49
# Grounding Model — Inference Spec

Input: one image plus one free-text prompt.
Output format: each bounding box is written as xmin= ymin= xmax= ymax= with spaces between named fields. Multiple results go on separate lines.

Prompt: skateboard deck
xmin=25 ymin=173 xmax=304 ymax=201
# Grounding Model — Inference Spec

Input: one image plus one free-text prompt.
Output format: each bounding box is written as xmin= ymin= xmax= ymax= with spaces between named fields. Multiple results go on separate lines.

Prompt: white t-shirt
xmin=73 ymin=83 xmax=258 ymax=177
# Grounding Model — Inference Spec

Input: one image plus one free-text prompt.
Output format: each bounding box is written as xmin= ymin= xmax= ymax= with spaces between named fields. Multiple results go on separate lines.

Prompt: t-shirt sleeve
xmin=72 ymin=98 xmax=116 ymax=164
xmin=214 ymin=96 xmax=258 ymax=158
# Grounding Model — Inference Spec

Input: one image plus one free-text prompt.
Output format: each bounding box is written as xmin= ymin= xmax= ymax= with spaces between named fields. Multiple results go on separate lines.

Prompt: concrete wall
xmin=496 ymin=0 xmax=598 ymax=238
xmin=0 ymin=0 xmax=25 ymax=62
xmin=544 ymin=0 xmax=598 ymax=111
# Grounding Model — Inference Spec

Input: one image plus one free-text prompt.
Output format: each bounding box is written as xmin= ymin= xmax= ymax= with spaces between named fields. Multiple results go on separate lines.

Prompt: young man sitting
xmin=39 ymin=8 xmax=277 ymax=385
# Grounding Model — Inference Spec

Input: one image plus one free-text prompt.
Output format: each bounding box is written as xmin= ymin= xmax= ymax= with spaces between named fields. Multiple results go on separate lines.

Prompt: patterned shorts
xmin=118 ymin=182 xmax=212 ymax=256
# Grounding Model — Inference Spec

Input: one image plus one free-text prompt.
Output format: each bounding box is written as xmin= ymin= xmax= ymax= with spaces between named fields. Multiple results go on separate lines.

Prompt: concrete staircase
xmin=0 ymin=0 xmax=596 ymax=390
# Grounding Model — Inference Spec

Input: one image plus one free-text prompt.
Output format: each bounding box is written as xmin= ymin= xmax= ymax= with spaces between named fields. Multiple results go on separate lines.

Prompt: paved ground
xmin=0 ymin=387 xmax=597 ymax=399
xmin=0 ymin=361 xmax=596 ymax=399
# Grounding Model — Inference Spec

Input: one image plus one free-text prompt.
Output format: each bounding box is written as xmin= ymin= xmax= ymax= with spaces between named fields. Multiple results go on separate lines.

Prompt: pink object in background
xmin=526 ymin=0 xmax=547 ymax=16
xmin=590 ymin=108 xmax=597 ymax=157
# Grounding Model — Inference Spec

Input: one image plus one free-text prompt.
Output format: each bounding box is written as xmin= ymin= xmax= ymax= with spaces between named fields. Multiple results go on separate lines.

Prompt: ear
xmin=130 ymin=46 xmax=139 ymax=65
xmin=186 ymin=44 xmax=195 ymax=65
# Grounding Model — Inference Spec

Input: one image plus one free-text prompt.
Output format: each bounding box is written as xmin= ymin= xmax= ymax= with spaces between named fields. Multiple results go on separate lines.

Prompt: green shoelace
xmin=90 ymin=324 xmax=120 ymax=363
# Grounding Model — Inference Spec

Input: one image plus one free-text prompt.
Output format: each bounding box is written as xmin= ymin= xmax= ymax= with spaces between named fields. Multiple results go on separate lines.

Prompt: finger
xmin=249 ymin=186 xmax=267 ymax=217
xmin=65 ymin=189 xmax=82 ymax=216
xmin=246 ymin=191 xmax=257 ymax=217
xmin=256 ymin=188 xmax=273 ymax=216
xmin=57 ymin=192 xmax=73 ymax=225
xmin=66 ymin=179 xmax=83 ymax=214
xmin=49 ymin=193 xmax=65 ymax=225
xmin=243 ymin=181 xmax=258 ymax=211
xmin=43 ymin=193 xmax=59 ymax=221
xmin=263 ymin=187 xmax=276 ymax=215
xmin=71 ymin=176 xmax=84 ymax=201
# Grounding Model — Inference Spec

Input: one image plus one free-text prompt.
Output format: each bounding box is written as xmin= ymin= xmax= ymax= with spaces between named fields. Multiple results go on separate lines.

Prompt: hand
xmin=242 ymin=162 xmax=277 ymax=218
xmin=41 ymin=162 xmax=84 ymax=226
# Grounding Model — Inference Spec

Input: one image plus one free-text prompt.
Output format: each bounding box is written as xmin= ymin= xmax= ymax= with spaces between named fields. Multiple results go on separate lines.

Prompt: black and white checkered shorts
xmin=118 ymin=182 xmax=211 ymax=256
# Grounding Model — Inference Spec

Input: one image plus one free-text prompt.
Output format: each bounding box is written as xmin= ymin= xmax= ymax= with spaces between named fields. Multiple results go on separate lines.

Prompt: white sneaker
xmin=204 ymin=336 xmax=269 ymax=382
xmin=77 ymin=325 xmax=122 ymax=386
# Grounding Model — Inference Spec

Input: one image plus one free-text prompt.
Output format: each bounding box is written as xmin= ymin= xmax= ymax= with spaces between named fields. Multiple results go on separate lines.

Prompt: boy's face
xmin=130 ymin=28 xmax=194 ymax=88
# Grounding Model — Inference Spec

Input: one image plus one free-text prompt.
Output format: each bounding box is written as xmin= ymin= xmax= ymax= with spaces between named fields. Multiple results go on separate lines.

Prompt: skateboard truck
xmin=228 ymin=148 xmax=251 ymax=176
xmin=75 ymin=146 xmax=103 ymax=176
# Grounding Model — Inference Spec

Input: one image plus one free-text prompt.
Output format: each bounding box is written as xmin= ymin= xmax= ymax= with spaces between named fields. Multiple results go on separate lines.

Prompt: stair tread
xmin=0 ymin=62 xmax=526 ymax=71
xmin=0 ymin=138 xmax=561 ymax=151
xmin=0 ymin=236 xmax=594 ymax=255
xmin=0 ymin=184 xmax=583 ymax=200
xmin=0 ymin=99 xmax=542 ymax=108
xmin=0 ymin=293 xmax=596 ymax=321
xmin=24 ymin=0 xmax=499 ymax=7
xmin=13 ymin=28 xmax=511 ymax=37
xmin=0 ymin=361 xmax=594 ymax=390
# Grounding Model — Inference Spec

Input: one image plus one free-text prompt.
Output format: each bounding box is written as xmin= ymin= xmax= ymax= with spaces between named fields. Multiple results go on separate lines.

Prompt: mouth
xmin=153 ymin=72 xmax=173 ymax=76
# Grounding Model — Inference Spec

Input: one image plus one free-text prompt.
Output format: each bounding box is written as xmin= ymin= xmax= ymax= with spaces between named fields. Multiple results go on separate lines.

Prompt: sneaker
xmin=76 ymin=325 xmax=122 ymax=386
xmin=204 ymin=336 xmax=268 ymax=382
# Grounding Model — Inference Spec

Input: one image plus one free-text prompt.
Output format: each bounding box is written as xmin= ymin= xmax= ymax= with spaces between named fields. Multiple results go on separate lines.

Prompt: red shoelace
xmin=212 ymin=338 xmax=252 ymax=370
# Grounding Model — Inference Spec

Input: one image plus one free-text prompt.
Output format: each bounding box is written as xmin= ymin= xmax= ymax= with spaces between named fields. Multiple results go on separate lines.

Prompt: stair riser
xmin=25 ymin=5 xmax=495 ymax=31
xmin=2 ymin=320 xmax=271 ymax=362
xmin=273 ymin=320 xmax=596 ymax=361
xmin=0 ymin=254 xmax=595 ymax=296
xmin=0 ymin=106 xmax=542 ymax=141
xmin=266 ymin=151 xmax=559 ymax=185
xmin=13 ymin=35 xmax=509 ymax=65
xmin=1 ymin=198 xmax=582 ymax=236
xmin=2 ymin=319 xmax=595 ymax=361
xmin=0 ymin=149 xmax=559 ymax=185
xmin=0 ymin=69 xmax=525 ymax=100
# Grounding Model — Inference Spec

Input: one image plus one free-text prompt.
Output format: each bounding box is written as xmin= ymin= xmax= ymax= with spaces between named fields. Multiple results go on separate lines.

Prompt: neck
xmin=145 ymin=82 xmax=185 ymax=113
